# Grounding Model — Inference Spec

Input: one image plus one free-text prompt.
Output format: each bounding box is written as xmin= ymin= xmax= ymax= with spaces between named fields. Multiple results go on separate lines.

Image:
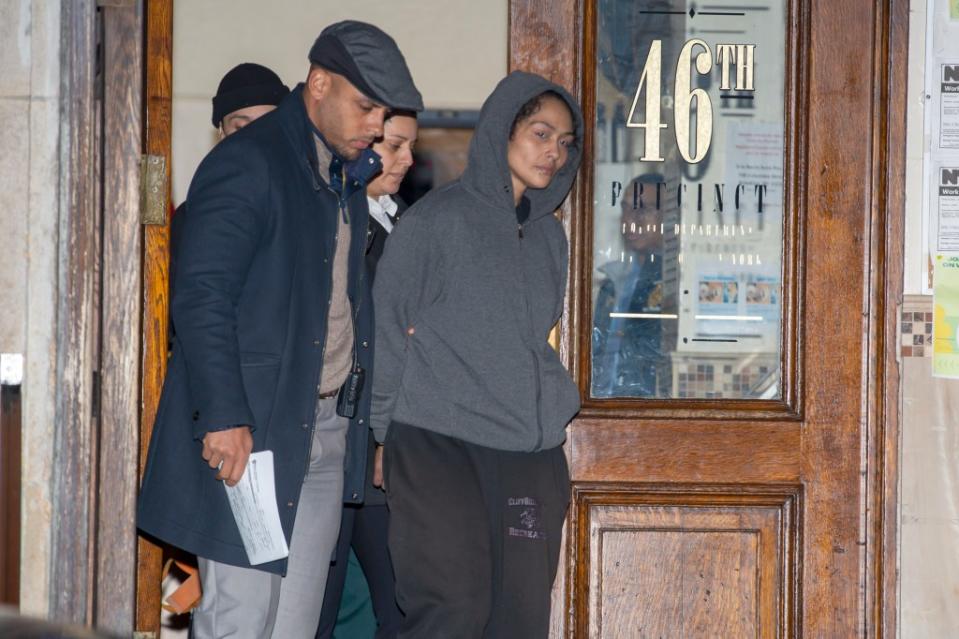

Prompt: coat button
xmin=362 ymin=341 xmax=368 ymax=348
xmin=287 ymin=501 xmax=294 ymax=508
xmin=323 ymin=258 xmax=329 ymax=264
xmin=352 ymin=492 xmax=359 ymax=499
xmin=192 ymin=411 xmax=199 ymax=421
xmin=358 ymin=419 xmax=364 ymax=425
xmin=301 ymin=422 xmax=309 ymax=429
xmin=313 ymin=339 xmax=321 ymax=346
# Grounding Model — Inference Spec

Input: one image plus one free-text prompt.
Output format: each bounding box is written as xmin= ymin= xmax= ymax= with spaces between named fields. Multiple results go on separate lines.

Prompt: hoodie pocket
xmin=407 ymin=322 xmax=461 ymax=395
xmin=538 ymin=348 xmax=581 ymax=436
xmin=402 ymin=319 xmax=468 ymax=427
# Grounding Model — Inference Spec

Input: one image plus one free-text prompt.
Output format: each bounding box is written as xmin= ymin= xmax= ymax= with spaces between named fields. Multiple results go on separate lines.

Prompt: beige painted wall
xmin=0 ymin=0 xmax=62 ymax=617
xmin=0 ymin=0 xmax=31 ymax=355
xmin=899 ymin=341 xmax=959 ymax=636
xmin=902 ymin=0 xmax=959 ymax=636
xmin=904 ymin=0 xmax=928 ymax=295
xmin=172 ymin=1 xmax=508 ymax=204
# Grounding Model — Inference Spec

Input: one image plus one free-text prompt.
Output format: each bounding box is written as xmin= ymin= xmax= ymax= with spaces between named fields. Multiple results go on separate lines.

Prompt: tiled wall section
xmin=901 ymin=296 xmax=933 ymax=358
xmin=673 ymin=357 xmax=777 ymax=398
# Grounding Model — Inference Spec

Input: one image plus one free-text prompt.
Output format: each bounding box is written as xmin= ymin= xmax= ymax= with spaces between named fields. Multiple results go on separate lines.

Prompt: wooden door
xmin=136 ymin=0 xmax=173 ymax=635
xmin=134 ymin=1 xmax=905 ymax=635
xmin=510 ymin=0 xmax=905 ymax=637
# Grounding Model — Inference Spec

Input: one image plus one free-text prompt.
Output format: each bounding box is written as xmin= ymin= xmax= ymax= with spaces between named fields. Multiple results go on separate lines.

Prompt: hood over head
xmin=462 ymin=71 xmax=583 ymax=221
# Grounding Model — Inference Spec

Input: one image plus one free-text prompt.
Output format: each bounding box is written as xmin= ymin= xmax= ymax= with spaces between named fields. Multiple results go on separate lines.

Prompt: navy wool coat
xmin=137 ymin=84 xmax=377 ymax=575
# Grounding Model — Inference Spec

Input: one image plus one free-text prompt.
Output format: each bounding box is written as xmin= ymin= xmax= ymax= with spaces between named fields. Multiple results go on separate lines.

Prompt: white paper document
xmin=938 ymin=167 xmax=959 ymax=252
xmin=940 ymin=64 xmax=959 ymax=149
xmin=224 ymin=450 xmax=289 ymax=565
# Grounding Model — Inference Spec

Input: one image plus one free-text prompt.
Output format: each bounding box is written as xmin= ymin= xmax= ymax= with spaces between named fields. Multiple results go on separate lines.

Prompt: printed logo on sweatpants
xmin=507 ymin=497 xmax=546 ymax=540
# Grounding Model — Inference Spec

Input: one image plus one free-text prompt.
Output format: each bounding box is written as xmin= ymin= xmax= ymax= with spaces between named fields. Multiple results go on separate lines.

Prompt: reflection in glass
xmin=590 ymin=0 xmax=786 ymax=400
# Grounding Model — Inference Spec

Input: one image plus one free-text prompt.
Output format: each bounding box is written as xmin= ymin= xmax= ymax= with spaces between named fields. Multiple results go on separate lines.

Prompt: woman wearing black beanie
xmin=211 ymin=62 xmax=290 ymax=135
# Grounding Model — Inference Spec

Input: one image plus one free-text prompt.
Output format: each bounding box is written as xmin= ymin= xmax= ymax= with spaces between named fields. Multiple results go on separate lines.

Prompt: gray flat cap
xmin=309 ymin=20 xmax=424 ymax=112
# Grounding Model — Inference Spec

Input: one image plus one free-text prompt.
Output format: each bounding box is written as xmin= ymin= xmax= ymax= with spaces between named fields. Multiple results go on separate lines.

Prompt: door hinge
xmin=140 ymin=154 xmax=168 ymax=225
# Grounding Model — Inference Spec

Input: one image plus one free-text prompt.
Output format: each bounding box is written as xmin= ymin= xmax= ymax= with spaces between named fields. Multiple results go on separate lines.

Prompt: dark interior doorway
xmin=1 ymin=365 xmax=22 ymax=607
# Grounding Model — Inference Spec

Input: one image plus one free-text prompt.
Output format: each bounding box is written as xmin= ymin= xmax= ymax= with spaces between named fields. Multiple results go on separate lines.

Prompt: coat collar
xmin=275 ymin=84 xmax=382 ymax=197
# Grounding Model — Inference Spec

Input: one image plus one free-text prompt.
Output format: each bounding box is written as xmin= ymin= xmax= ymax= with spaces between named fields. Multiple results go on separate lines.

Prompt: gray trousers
xmin=193 ymin=398 xmax=348 ymax=639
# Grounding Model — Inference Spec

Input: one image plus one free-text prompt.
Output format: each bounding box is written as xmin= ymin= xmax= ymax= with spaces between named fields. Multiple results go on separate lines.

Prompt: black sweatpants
xmin=384 ymin=422 xmax=570 ymax=639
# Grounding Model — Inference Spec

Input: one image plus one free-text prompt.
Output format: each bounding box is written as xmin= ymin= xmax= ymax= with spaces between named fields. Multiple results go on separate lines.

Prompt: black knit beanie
xmin=211 ymin=63 xmax=290 ymax=128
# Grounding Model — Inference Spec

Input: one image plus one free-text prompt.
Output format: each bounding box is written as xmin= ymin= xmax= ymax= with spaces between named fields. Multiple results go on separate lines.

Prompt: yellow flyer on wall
xmin=933 ymin=255 xmax=959 ymax=378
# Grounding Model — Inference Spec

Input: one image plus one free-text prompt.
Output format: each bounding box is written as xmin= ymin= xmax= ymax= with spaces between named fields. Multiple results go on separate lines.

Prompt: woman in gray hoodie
xmin=371 ymin=71 xmax=582 ymax=638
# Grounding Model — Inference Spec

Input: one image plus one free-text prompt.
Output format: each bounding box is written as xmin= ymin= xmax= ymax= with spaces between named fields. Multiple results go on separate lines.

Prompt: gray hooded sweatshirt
xmin=370 ymin=71 xmax=582 ymax=452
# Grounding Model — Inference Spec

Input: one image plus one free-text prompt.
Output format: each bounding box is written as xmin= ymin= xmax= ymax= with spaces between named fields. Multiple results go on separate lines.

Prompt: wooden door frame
xmin=49 ymin=0 xmax=169 ymax=633
xmin=49 ymin=0 xmax=101 ymax=624
xmin=509 ymin=0 xmax=906 ymax=636
xmin=135 ymin=0 xmax=173 ymax=634
xmin=875 ymin=0 xmax=907 ymax=634
xmin=49 ymin=0 xmax=146 ymax=634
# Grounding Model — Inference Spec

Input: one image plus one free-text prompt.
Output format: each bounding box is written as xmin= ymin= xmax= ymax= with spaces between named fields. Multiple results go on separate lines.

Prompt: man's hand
xmin=202 ymin=426 xmax=253 ymax=487
xmin=373 ymin=444 xmax=385 ymax=490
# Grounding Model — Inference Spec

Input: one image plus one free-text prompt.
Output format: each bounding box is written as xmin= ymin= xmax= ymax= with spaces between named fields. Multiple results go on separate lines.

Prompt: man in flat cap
xmin=138 ymin=21 xmax=422 ymax=639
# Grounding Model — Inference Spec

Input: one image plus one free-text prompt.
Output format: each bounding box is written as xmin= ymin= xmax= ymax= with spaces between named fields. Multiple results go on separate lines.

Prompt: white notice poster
xmin=224 ymin=451 xmax=289 ymax=565
xmin=940 ymin=64 xmax=959 ymax=149
xmin=938 ymin=167 xmax=959 ymax=253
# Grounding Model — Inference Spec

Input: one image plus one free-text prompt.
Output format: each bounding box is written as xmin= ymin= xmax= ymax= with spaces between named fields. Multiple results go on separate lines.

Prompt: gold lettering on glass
xmin=591 ymin=1 xmax=786 ymax=401
xmin=674 ymin=38 xmax=713 ymax=164
xmin=627 ymin=40 xmax=666 ymax=162
xmin=716 ymin=44 xmax=737 ymax=91
xmin=735 ymin=44 xmax=756 ymax=91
